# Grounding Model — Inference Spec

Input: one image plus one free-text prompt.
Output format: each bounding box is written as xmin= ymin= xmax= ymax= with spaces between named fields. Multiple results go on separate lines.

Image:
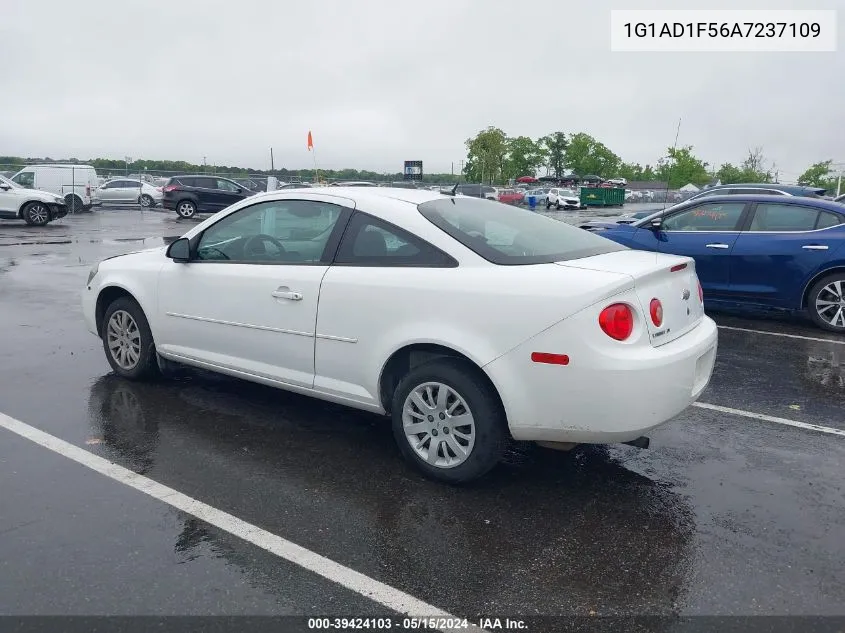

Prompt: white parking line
xmin=693 ymin=402 xmax=845 ymax=438
xmin=0 ymin=412 xmax=483 ymax=632
xmin=717 ymin=325 xmax=845 ymax=345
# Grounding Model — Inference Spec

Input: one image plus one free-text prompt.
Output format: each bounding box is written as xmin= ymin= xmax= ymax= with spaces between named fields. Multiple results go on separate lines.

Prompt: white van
xmin=10 ymin=164 xmax=101 ymax=213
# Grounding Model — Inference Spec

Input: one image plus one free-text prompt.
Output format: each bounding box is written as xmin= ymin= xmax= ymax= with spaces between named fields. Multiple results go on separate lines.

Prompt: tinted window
xmin=193 ymin=177 xmax=216 ymax=189
xmin=176 ymin=177 xmax=197 ymax=187
xmin=196 ymin=200 xmax=344 ymax=264
xmin=418 ymin=197 xmax=624 ymax=265
xmin=335 ymin=213 xmax=456 ymax=267
xmin=816 ymin=211 xmax=842 ymax=229
xmin=12 ymin=171 xmax=34 ymax=188
xmin=748 ymin=203 xmax=822 ymax=232
xmin=662 ymin=202 xmax=746 ymax=231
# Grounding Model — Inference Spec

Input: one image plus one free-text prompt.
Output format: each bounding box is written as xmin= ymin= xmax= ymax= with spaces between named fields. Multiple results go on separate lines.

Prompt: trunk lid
xmin=555 ymin=250 xmax=704 ymax=346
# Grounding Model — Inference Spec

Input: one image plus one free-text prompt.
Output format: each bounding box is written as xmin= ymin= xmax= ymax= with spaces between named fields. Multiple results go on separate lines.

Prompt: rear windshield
xmin=418 ymin=197 xmax=625 ymax=265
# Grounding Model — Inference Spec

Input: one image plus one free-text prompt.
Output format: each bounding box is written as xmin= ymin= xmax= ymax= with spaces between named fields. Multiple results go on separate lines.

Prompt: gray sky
xmin=2 ymin=0 xmax=842 ymax=181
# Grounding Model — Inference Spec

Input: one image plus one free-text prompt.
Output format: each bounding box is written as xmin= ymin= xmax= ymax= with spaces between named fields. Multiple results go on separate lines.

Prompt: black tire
xmin=176 ymin=200 xmax=197 ymax=219
xmin=101 ymin=297 xmax=161 ymax=380
xmin=391 ymin=358 xmax=507 ymax=484
xmin=555 ymin=202 xmax=562 ymax=210
xmin=545 ymin=202 xmax=551 ymax=210
xmin=139 ymin=194 xmax=154 ymax=208
xmin=65 ymin=194 xmax=84 ymax=214
xmin=22 ymin=201 xmax=50 ymax=226
xmin=807 ymin=272 xmax=845 ymax=333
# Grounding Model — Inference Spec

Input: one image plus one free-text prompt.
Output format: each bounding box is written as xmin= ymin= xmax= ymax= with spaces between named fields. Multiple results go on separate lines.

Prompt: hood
xmin=11 ymin=187 xmax=63 ymax=202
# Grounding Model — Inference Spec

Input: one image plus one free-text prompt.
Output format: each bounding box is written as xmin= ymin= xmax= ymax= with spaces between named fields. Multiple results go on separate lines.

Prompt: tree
xmin=618 ymin=162 xmax=645 ymax=181
xmin=655 ymin=146 xmax=710 ymax=189
xmin=464 ymin=126 xmax=508 ymax=184
xmin=739 ymin=147 xmax=773 ymax=182
xmin=798 ymin=160 xmax=837 ymax=190
xmin=563 ymin=133 xmax=621 ymax=178
xmin=539 ymin=132 xmax=568 ymax=178
xmin=505 ymin=136 xmax=545 ymax=180
xmin=715 ymin=163 xmax=744 ymax=184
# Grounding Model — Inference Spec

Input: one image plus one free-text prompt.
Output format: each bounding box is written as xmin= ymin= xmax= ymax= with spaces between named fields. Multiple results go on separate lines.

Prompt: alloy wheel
xmin=106 ymin=310 xmax=142 ymax=370
xmin=816 ymin=280 xmax=845 ymax=328
xmin=28 ymin=204 xmax=48 ymax=224
xmin=402 ymin=382 xmax=476 ymax=468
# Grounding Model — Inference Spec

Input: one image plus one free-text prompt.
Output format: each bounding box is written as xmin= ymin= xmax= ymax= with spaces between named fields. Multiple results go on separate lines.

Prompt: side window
xmin=196 ymin=200 xmax=343 ymax=264
xmin=12 ymin=171 xmax=34 ymax=188
xmin=748 ymin=203 xmax=821 ymax=232
xmin=176 ymin=177 xmax=196 ymax=187
xmin=216 ymin=179 xmax=240 ymax=192
xmin=816 ymin=211 xmax=842 ymax=229
xmin=334 ymin=213 xmax=456 ymax=267
xmin=194 ymin=177 xmax=216 ymax=189
xmin=662 ymin=202 xmax=746 ymax=231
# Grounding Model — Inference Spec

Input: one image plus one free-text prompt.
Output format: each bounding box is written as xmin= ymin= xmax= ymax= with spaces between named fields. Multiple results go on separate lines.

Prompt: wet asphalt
xmin=0 ymin=206 xmax=843 ymax=619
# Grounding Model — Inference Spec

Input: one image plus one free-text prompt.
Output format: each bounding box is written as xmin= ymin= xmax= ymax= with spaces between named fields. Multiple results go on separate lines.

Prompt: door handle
xmin=705 ymin=243 xmax=730 ymax=249
xmin=271 ymin=288 xmax=303 ymax=301
xmin=802 ymin=245 xmax=829 ymax=250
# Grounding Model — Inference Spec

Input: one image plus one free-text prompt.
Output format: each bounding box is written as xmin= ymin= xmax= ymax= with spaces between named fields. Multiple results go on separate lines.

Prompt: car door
xmin=156 ymin=195 xmax=353 ymax=388
xmin=314 ymin=211 xmax=459 ymax=407
xmin=644 ymin=201 xmax=749 ymax=297
xmin=191 ymin=177 xmax=222 ymax=211
xmin=728 ymin=202 xmax=845 ymax=307
xmin=214 ymin=178 xmax=247 ymax=210
xmin=0 ymin=180 xmax=18 ymax=217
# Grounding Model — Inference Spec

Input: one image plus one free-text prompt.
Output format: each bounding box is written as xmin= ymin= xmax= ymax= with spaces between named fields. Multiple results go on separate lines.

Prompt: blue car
xmin=590 ymin=194 xmax=845 ymax=333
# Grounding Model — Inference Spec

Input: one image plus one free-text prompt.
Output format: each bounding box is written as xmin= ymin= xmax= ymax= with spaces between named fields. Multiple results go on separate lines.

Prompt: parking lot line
xmin=693 ymin=402 xmax=845 ymax=438
xmin=717 ymin=325 xmax=845 ymax=345
xmin=0 ymin=411 xmax=484 ymax=632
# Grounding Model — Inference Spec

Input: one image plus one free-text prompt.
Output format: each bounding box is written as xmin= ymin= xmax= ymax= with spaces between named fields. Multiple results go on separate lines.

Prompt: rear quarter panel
xmin=313 ymin=264 xmax=633 ymax=408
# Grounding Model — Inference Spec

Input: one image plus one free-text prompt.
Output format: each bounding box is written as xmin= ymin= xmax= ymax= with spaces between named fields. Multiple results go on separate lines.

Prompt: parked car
xmin=455 ymin=184 xmax=498 ymax=200
xmin=625 ymin=189 xmax=642 ymax=201
xmin=833 ymin=193 xmax=844 ymax=203
xmin=546 ymin=188 xmax=582 ymax=210
xmin=279 ymin=182 xmax=314 ymax=189
xmin=97 ymin=178 xmax=163 ymax=207
xmin=161 ymin=175 xmax=256 ymax=218
xmin=82 ymin=187 xmax=717 ymax=483
xmin=497 ymin=189 xmax=524 ymax=205
xmin=0 ymin=174 xmax=68 ymax=226
xmin=590 ymin=194 xmax=845 ymax=332
xmin=9 ymin=164 xmax=101 ymax=213
xmin=233 ymin=178 xmax=265 ymax=193
xmin=607 ymin=178 xmax=627 ymax=187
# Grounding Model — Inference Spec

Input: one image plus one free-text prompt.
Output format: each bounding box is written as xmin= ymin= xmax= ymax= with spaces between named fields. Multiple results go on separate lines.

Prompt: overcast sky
xmin=2 ymin=0 xmax=842 ymax=181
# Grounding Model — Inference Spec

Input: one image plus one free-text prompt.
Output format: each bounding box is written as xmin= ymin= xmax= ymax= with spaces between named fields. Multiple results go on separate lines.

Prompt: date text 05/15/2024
xmin=623 ymin=22 xmax=821 ymax=39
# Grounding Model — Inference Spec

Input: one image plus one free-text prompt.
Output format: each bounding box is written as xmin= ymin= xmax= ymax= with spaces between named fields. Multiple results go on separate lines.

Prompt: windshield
xmin=0 ymin=175 xmax=20 ymax=189
xmin=418 ymin=197 xmax=625 ymax=265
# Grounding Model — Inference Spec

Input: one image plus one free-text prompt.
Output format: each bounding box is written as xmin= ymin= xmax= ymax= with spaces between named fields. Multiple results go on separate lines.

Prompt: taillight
xmin=698 ymin=280 xmax=704 ymax=303
xmin=598 ymin=303 xmax=634 ymax=341
xmin=649 ymin=298 xmax=663 ymax=326
xmin=163 ymin=185 xmax=178 ymax=193
xmin=85 ymin=185 xmax=91 ymax=196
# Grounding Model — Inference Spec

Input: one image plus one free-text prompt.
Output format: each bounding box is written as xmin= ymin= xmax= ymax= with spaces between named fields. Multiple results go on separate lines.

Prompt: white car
xmin=546 ymin=188 xmax=583 ymax=210
xmin=0 ymin=175 xmax=68 ymax=225
xmin=97 ymin=178 xmax=163 ymax=207
xmin=9 ymin=163 xmax=101 ymax=213
xmin=82 ymin=188 xmax=718 ymax=483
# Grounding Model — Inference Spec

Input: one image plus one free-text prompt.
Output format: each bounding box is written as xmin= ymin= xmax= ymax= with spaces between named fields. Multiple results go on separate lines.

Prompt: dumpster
xmin=580 ymin=187 xmax=625 ymax=207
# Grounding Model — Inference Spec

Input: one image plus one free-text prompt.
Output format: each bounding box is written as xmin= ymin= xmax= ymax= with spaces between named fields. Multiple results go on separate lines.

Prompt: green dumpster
xmin=580 ymin=187 xmax=625 ymax=207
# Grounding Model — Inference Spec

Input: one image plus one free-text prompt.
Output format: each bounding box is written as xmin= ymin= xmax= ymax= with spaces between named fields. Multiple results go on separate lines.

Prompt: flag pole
xmin=312 ymin=146 xmax=319 ymax=184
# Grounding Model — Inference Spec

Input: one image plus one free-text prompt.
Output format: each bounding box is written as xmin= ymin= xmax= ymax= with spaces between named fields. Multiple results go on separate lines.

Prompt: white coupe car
xmin=82 ymin=187 xmax=717 ymax=483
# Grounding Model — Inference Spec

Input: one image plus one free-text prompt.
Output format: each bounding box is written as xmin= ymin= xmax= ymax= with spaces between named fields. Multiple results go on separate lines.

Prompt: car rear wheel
xmin=176 ymin=200 xmax=197 ymax=219
xmin=391 ymin=358 xmax=507 ymax=484
xmin=101 ymin=297 xmax=161 ymax=380
xmin=22 ymin=201 xmax=50 ymax=226
xmin=807 ymin=273 xmax=845 ymax=333
xmin=139 ymin=194 xmax=154 ymax=208
xmin=555 ymin=202 xmax=562 ymax=210
xmin=65 ymin=194 xmax=85 ymax=214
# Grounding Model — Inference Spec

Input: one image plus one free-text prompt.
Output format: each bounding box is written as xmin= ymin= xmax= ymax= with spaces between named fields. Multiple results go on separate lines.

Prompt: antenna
xmin=659 ymin=118 xmax=682 ymax=218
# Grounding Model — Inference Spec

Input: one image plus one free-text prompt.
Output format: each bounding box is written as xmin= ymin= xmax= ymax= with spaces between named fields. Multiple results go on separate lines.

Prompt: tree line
xmin=463 ymin=128 xmax=840 ymax=191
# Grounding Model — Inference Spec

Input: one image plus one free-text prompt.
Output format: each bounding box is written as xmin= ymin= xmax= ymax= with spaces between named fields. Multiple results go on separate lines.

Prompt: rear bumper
xmin=485 ymin=310 xmax=718 ymax=444
xmin=162 ymin=199 xmax=177 ymax=210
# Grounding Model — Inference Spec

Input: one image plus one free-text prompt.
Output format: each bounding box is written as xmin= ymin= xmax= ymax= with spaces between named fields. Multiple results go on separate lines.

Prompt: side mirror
xmin=166 ymin=237 xmax=191 ymax=262
xmin=0 ymin=184 xmax=10 ymax=191
xmin=649 ymin=218 xmax=663 ymax=231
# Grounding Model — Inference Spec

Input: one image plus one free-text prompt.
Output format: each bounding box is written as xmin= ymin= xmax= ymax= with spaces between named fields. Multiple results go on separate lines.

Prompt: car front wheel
xmin=391 ymin=358 xmax=507 ymax=483
xmin=22 ymin=201 xmax=50 ymax=226
xmin=807 ymin=273 xmax=845 ymax=333
xmin=139 ymin=194 xmax=154 ymax=208
xmin=101 ymin=297 xmax=161 ymax=380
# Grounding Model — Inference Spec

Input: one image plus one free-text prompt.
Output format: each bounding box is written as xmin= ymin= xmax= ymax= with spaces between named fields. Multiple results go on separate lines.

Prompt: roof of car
xmin=665 ymin=193 xmax=845 ymax=213
xmin=710 ymin=183 xmax=825 ymax=195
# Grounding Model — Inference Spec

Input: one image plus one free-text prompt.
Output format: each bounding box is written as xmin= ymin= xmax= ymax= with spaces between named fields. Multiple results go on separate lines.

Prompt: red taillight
xmin=598 ymin=303 xmax=634 ymax=341
xmin=531 ymin=352 xmax=570 ymax=365
xmin=698 ymin=280 xmax=704 ymax=302
xmin=649 ymin=298 xmax=663 ymax=326
xmin=670 ymin=263 xmax=687 ymax=272
xmin=163 ymin=185 xmax=178 ymax=192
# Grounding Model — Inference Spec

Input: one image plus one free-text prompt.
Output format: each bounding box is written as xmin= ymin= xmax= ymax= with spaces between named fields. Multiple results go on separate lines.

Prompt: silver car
xmin=97 ymin=179 xmax=163 ymax=207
